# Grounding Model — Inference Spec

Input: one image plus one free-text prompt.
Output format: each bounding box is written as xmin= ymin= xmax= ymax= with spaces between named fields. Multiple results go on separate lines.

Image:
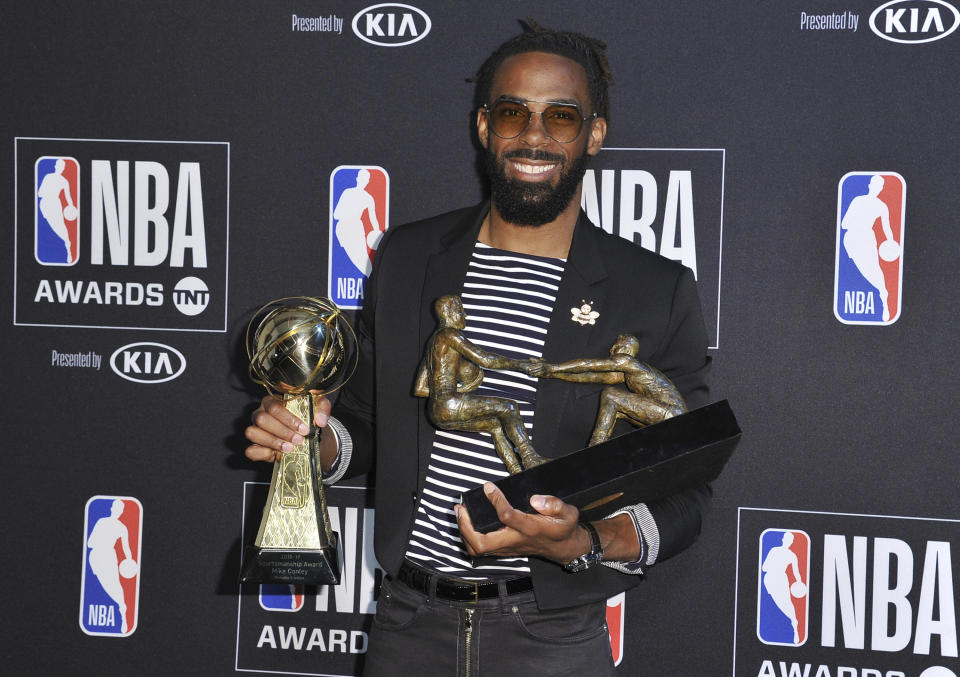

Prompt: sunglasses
xmin=483 ymin=97 xmax=597 ymax=144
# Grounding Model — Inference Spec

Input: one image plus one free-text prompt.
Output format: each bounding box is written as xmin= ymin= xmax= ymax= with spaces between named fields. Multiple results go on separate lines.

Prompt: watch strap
xmin=563 ymin=522 xmax=604 ymax=572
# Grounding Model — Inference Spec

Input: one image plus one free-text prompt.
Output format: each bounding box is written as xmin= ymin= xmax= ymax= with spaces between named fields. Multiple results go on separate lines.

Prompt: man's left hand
xmin=455 ymin=483 xmax=589 ymax=565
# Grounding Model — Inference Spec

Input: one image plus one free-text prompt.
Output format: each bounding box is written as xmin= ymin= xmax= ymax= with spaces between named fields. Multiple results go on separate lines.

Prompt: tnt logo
xmin=260 ymin=584 xmax=305 ymax=613
xmin=834 ymin=172 xmax=906 ymax=325
xmin=757 ymin=529 xmax=810 ymax=646
xmin=35 ymin=156 xmax=80 ymax=265
xmin=329 ymin=166 xmax=389 ymax=309
xmin=80 ymin=496 xmax=142 ymax=637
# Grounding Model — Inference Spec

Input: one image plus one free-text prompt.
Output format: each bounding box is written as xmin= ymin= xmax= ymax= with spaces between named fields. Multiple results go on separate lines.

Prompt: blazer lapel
xmin=533 ymin=213 xmax=609 ymax=457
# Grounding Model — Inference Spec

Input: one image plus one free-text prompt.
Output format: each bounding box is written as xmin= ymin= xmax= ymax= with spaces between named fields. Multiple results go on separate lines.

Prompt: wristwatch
xmin=563 ymin=522 xmax=604 ymax=572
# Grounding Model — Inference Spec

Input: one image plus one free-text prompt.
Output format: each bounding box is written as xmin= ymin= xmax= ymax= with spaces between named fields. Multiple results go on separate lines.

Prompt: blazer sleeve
xmin=645 ymin=266 xmax=713 ymax=562
xmin=328 ymin=227 xmax=398 ymax=479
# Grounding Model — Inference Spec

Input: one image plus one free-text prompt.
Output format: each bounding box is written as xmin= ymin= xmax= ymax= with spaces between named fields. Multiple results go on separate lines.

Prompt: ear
xmin=476 ymin=107 xmax=489 ymax=149
xmin=586 ymin=117 xmax=607 ymax=156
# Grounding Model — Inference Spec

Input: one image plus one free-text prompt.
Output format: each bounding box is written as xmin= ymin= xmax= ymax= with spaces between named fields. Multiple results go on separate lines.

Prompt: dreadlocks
xmin=471 ymin=19 xmax=614 ymax=124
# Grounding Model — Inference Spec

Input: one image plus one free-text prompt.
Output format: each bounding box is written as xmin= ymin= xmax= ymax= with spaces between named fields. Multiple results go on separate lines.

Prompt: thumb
xmin=530 ymin=494 xmax=563 ymax=516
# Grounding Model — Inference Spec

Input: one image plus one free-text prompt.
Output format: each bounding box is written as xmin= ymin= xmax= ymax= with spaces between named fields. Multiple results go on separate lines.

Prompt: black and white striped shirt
xmin=404 ymin=243 xmax=566 ymax=579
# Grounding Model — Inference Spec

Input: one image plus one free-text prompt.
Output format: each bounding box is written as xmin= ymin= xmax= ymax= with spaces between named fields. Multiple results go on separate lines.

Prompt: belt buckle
xmin=465 ymin=580 xmax=480 ymax=604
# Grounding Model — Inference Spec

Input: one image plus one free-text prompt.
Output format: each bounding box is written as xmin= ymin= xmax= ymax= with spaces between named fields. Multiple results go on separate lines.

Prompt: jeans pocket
xmin=510 ymin=600 xmax=608 ymax=645
xmin=373 ymin=578 xmax=425 ymax=632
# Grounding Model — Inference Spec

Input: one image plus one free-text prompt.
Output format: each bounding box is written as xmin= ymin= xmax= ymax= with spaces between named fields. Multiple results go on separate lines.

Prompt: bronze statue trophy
xmin=414 ymin=295 xmax=547 ymax=473
xmin=412 ymin=295 xmax=740 ymax=533
xmin=241 ymin=297 xmax=356 ymax=585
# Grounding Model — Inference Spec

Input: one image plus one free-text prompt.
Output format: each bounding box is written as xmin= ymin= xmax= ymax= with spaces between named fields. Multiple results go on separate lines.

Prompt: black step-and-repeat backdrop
xmin=4 ymin=2 xmax=959 ymax=675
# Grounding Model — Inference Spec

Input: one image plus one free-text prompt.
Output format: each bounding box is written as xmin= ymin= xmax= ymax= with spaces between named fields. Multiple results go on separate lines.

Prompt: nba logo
xmin=259 ymin=584 xmax=305 ymax=612
xmin=329 ymin=165 xmax=389 ymax=309
xmin=834 ymin=172 xmax=906 ymax=325
xmin=35 ymin=156 xmax=80 ymax=266
xmin=757 ymin=528 xmax=810 ymax=646
xmin=79 ymin=496 xmax=143 ymax=637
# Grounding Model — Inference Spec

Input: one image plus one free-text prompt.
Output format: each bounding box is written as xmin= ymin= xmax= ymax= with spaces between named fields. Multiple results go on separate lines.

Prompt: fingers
xmin=455 ymin=500 xmax=523 ymax=557
xmin=454 ymin=504 xmax=481 ymax=556
xmin=311 ymin=393 xmax=332 ymax=427
xmin=244 ymin=443 xmax=278 ymax=463
xmin=482 ymin=483 xmax=523 ymax=530
xmin=244 ymin=395 xmax=310 ymax=463
xmin=529 ymin=494 xmax=577 ymax=521
xmin=254 ymin=396 xmax=310 ymax=435
xmin=455 ymin=484 xmax=582 ymax=561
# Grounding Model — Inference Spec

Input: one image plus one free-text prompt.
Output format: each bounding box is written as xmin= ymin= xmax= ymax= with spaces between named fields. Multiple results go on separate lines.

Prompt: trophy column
xmin=241 ymin=394 xmax=340 ymax=585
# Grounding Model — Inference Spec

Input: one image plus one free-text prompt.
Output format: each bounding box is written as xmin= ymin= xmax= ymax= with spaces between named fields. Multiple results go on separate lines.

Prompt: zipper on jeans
xmin=464 ymin=608 xmax=475 ymax=677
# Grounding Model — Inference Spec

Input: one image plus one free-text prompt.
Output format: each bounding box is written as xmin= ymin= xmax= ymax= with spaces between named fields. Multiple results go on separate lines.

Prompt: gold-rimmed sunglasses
xmin=483 ymin=97 xmax=597 ymax=144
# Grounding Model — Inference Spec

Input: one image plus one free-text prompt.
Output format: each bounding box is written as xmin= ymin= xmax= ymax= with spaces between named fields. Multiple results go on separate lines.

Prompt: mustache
xmin=502 ymin=149 xmax=565 ymax=164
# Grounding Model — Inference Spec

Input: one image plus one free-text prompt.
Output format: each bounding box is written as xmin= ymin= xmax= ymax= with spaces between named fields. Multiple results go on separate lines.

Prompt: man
xmin=245 ymin=23 xmax=711 ymax=675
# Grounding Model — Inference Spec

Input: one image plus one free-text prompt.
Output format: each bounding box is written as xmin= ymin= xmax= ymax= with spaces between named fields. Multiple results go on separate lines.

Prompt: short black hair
xmin=471 ymin=19 xmax=613 ymax=123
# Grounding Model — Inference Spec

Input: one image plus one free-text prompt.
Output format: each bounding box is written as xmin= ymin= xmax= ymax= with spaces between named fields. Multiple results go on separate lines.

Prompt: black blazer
xmin=333 ymin=202 xmax=712 ymax=609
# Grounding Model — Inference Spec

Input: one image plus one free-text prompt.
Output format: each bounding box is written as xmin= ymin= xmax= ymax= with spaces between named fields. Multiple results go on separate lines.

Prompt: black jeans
xmin=362 ymin=575 xmax=616 ymax=677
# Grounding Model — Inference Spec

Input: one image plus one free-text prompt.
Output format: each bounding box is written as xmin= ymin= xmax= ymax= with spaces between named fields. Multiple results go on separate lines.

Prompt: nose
xmin=518 ymin=109 xmax=551 ymax=145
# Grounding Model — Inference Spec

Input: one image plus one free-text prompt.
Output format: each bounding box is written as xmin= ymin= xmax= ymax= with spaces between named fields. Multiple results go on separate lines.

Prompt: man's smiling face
xmin=478 ymin=51 xmax=606 ymax=226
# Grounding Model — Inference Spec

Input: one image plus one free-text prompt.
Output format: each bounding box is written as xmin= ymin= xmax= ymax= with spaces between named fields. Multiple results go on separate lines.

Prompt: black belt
xmin=397 ymin=561 xmax=533 ymax=604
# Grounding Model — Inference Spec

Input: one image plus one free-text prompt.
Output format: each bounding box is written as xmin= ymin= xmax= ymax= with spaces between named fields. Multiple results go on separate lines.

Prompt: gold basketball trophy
xmin=241 ymin=297 xmax=356 ymax=585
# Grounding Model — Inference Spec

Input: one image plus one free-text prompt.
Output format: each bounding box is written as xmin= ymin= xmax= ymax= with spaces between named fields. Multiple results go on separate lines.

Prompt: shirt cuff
xmin=319 ymin=416 xmax=352 ymax=485
xmin=600 ymin=502 xmax=660 ymax=574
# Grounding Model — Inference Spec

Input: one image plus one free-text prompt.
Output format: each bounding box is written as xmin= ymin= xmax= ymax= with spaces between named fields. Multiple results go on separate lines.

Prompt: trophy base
xmin=240 ymin=534 xmax=341 ymax=585
xmin=462 ymin=400 xmax=741 ymax=533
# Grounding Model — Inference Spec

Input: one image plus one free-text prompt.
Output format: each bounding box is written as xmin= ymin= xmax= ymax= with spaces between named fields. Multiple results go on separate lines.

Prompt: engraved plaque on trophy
xmin=240 ymin=297 xmax=355 ymax=585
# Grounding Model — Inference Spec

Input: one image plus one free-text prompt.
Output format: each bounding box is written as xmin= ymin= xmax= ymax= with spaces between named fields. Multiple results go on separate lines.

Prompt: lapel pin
xmin=571 ymin=300 xmax=599 ymax=326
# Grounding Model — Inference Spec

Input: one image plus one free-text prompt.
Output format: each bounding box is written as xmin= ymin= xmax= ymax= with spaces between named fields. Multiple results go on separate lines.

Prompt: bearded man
xmin=245 ymin=22 xmax=712 ymax=676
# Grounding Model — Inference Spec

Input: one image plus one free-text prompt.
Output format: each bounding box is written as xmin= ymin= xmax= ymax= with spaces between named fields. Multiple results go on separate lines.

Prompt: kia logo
xmin=352 ymin=3 xmax=431 ymax=46
xmin=870 ymin=0 xmax=960 ymax=43
xmin=110 ymin=342 xmax=186 ymax=384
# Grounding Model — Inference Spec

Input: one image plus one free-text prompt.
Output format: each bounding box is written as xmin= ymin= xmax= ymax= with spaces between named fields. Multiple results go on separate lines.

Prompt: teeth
xmin=514 ymin=162 xmax=556 ymax=175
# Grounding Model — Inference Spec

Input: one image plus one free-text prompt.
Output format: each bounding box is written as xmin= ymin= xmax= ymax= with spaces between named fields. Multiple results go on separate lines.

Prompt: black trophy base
xmin=462 ymin=400 xmax=741 ymax=533
xmin=240 ymin=533 xmax=341 ymax=585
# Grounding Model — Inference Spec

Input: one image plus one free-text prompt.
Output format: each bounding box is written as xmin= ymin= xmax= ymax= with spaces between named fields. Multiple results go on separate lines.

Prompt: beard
xmin=483 ymin=146 xmax=591 ymax=227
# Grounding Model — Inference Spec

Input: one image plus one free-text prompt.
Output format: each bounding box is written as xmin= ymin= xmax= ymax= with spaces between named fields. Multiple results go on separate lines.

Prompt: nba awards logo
xmin=328 ymin=166 xmax=389 ymax=309
xmin=834 ymin=172 xmax=905 ymax=325
xmin=14 ymin=137 xmax=229 ymax=331
xmin=35 ymin=156 xmax=80 ymax=266
xmin=757 ymin=529 xmax=810 ymax=647
xmin=259 ymin=584 xmax=305 ymax=612
xmin=79 ymin=496 xmax=142 ymax=637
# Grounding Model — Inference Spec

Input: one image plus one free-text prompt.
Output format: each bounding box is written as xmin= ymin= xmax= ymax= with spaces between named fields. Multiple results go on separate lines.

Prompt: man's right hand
xmin=244 ymin=394 xmax=332 ymax=462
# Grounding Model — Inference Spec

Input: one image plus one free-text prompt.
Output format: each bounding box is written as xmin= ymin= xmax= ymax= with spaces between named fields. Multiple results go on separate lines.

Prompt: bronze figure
xmin=528 ymin=334 xmax=687 ymax=445
xmin=414 ymin=295 xmax=547 ymax=473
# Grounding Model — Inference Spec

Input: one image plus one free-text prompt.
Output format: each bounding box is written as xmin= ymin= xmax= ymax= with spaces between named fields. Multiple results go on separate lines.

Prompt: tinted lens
xmin=488 ymin=101 xmax=584 ymax=142
xmin=489 ymin=100 xmax=530 ymax=138
xmin=541 ymin=105 xmax=583 ymax=142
